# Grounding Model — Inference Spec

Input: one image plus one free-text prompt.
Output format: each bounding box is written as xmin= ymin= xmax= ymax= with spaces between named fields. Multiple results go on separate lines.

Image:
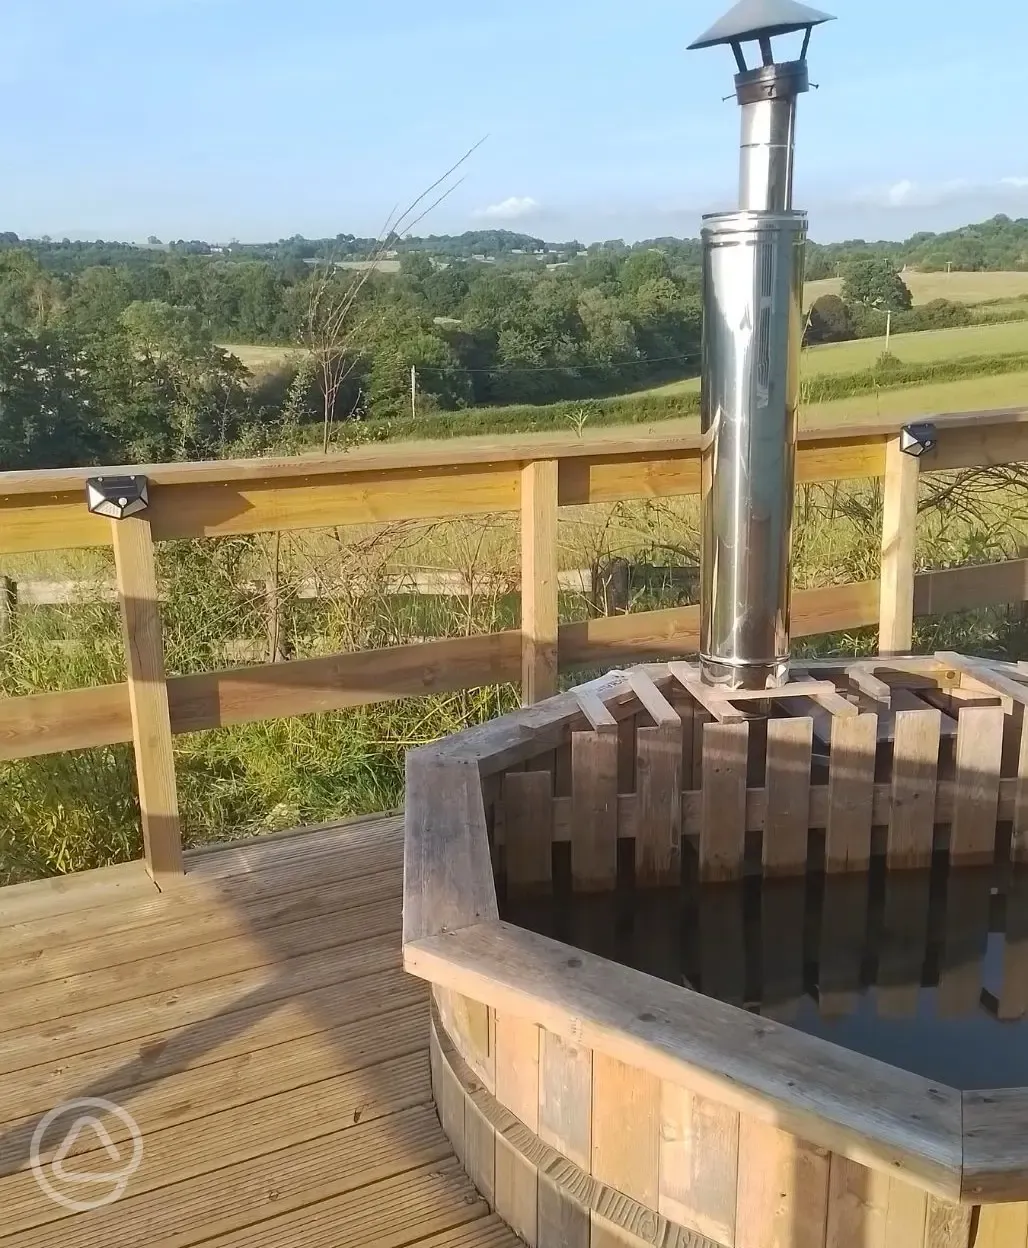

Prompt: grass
xmin=640 ymin=321 xmax=1028 ymax=401
xmin=805 ymin=271 xmax=1028 ymax=309
xmin=800 ymin=371 xmax=1028 ymax=427
xmin=220 ymin=343 xmax=298 ymax=371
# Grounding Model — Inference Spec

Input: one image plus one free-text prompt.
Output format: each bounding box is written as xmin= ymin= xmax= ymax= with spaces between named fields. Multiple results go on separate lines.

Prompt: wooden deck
xmin=0 ymin=814 xmax=520 ymax=1248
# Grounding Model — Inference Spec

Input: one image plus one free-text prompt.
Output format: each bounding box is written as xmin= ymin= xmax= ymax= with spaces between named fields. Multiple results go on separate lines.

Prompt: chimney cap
xmin=689 ymin=0 xmax=835 ymax=51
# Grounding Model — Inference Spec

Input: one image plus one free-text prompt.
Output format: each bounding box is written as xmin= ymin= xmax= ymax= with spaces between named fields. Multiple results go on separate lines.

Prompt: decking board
xmin=0 ymin=814 xmax=517 ymax=1248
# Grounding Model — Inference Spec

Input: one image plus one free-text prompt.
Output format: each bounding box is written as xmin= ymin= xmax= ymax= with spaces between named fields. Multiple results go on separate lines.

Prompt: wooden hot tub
xmin=402 ymin=657 xmax=1028 ymax=1248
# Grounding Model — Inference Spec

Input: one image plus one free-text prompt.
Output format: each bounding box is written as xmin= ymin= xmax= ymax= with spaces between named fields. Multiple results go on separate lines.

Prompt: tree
xmin=0 ymin=328 xmax=113 ymax=468
xmin=806 ymin=294 xmax=854 ymax=345
xmin=841 ymin=258 xmax=913 ymax=312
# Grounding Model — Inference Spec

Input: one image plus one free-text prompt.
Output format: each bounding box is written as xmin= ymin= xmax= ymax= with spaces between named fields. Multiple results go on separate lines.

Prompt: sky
xmin=3 ymin=0 xmax=1027 ymax=246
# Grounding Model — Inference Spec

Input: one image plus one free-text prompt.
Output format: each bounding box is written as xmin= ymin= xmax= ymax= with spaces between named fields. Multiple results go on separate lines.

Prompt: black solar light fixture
xmin=85 ymin=475 xmax=150 ymax=520
xmin=689 ymin=1 xmax=835 ymax=690
xmin=899 ymin=423 xmax=939 ymax=459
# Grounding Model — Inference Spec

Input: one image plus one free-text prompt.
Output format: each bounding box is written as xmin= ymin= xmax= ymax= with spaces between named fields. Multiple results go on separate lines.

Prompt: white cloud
xmin=886 ymin=179 xmax=915 ymax=207
xmin=854 ymin=176 xmax=1028 ymax=212
xmin=473 ymin=196 xmax=541 ymax=222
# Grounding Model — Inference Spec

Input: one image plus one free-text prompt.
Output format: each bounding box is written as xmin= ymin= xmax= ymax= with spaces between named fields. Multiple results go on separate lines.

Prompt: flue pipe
xmin=689 ymin=0 xmax=834 ymax=690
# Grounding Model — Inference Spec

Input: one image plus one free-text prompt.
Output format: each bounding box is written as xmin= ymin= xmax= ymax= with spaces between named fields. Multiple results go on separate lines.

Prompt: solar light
xmin=85 ymin=475 xmax=150 ymax=520
xmin=900 ymin=423 xmax=939 ymax=459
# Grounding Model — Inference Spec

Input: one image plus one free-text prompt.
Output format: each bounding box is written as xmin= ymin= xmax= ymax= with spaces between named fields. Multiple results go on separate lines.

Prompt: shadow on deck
xmin=0 ymin=814 xmax=518 ymax=1248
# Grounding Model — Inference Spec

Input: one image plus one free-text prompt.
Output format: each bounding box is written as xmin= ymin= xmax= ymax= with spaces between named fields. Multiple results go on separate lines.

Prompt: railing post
xmin=879 ymin=433 xmax=919 ymax=656
xmin=89 ymin=476 xmax=184 ymax=882
xmin=0 ymin=576 xmax=16 ymax=639
xmin=521 ymin=459 xmax=559 ymax=704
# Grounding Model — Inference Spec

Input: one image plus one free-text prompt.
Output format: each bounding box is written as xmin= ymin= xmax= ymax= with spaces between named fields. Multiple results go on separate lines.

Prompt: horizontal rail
xmin=1 ymin=410 xmax=1025 ymax=555
xmin=0 ymin=569 xmax=605 ymax=605
xmin=0 ymin=631 xmax=522 ymax=760
xmin=3 ymin=560 xmax=1026 ymax=763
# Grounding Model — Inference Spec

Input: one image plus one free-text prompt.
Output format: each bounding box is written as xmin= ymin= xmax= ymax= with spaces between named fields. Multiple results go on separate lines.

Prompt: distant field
xmin=804 ymin=270 xmax=1028 ymax=309
xmin=800 ymin=370 xmax=1028 ymax=427
xmin=220 ymin=343 xmax=298 ymax=371
xmin=641 ymin=320 xmax=1028 ymax=399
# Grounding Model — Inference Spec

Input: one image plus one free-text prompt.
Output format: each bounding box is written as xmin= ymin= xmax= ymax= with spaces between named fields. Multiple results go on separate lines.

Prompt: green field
xmin=220 ymin=343 xmax=298 ymax=371
xmin=641 ymin=320 xmax=1028 ymax=400
xmin=804 ymin=269 xmax=1028 ymax=309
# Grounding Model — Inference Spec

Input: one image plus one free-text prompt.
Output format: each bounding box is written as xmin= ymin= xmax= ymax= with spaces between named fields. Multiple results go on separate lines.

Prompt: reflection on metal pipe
xmin=737 ymin=61 xmax=807 ymax=213
xmin=699 ymin=211 xmax=807 ymax=690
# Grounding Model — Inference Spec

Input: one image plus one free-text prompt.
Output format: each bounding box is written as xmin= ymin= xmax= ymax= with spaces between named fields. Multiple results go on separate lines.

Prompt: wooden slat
xmin=0 ymin=631 xmax=522 ymax=761
xmin=940 ymin=651 xmax=1028 ymax=710
xmin=521 ymin=460 xmax=559 ymax=704
xmin=763 ymin=716 xmax=813 ymax=875
xmin=591 ymin=1053 xmax=659 ymax=1206
xmin=465 ymin=1084 xmax=497 ymax=1206
xmin=558 ymin=581 xmax=882 ymax=668
xmin=975 ymin=1202 xmax=1028 ymax=1248
xmin=570 ymin=730 xmax=619 ymax=892
xmin=884 ymin=1180 xmax=927 ymax=1248
xmin=111 ymin=514 xmax=183 ymax=880
xmin=436 ymin=989 xmax=495 ymax=1095
xmin=1011 ymin=710 xmax=1028 ymax=862
xmin=2 ymin=894 xmax=404 ymax=1033
xmin=635 ymin=723 xmax=683 ymax=887
xmin=888 ymin=708 xmax=941 ymax=869
xmin=0 ymin=859 xmax=156 ymax=927
xmin=924 ymin=1197 xmax=974 ymax=1248
xmin=0 ymin=868 xmax=402 ymax=992
xmin=847 ymin=663 xmax=894 ymax=707
xmin=669 ymin=666 xmax=746 ymax=726
xmin=825 ymin=713 xmax=878 ymax=872
xmin=3 ymin=1045 xmax=431 ymax=1235
xmin=494 ymin=1012 xmax=540 ymax=1132
xmin=950 ymin=705 xmax=1005 ymax=865
xmin=538 ymin=1029 xmax=592 ymax=1173
xmin=628 ymin=669 xmax=680 ymax=726
xmin=494 ymin=1133 xmax=538 ymax=1247
xmin=2 ymin=412 xmax=1021 ymax=556
xmin=403 ymin=751 xmax=498 ymax=944
xmin=700 ymin=722 xmax=749 ymax=882
xmin=879 ymin=433 xmax=919 ymax=655
xmin=915 ymin=558 xmax=1028 ymax=616
xmin=735 ymin=1116 xmax=831 ymax=1248
xmin=537 ymin=1170 xmax=590 ymax=1248
xmin=963 ymin=1089 xmax=1028 ymax=1201
xmin=826 ymin=1153 xmax=891 ymax=1248
xmin=573 ymin=689 xmax=618 ymax=733
xmin=658 ymin=1083 xmax=739 ymax=1246
xmin=504 ymin=770 xmax=554 ymax=895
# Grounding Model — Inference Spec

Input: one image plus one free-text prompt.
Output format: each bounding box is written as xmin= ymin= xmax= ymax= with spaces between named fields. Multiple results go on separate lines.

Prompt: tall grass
xmin=2 ymin=466 xmax=1027 ymax=884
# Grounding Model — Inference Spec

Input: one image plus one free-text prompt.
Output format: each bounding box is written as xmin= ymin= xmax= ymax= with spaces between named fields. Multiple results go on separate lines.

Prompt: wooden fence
xmin=1 ymin=407 xmax=1027 ymax=883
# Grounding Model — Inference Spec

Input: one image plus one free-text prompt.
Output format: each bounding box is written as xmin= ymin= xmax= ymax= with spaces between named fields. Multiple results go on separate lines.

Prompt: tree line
xmin=0 ymin=241 xmax=705 ymax=468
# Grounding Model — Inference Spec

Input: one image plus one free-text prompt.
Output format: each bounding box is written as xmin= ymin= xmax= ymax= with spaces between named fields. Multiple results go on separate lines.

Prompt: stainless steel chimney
xmin=689 ymin=0 xmax=834 ymax=690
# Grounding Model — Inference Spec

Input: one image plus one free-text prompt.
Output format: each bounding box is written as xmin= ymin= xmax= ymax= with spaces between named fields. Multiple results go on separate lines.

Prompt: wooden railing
xmin=1 ymin=406 xmax=1027 ymax=883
